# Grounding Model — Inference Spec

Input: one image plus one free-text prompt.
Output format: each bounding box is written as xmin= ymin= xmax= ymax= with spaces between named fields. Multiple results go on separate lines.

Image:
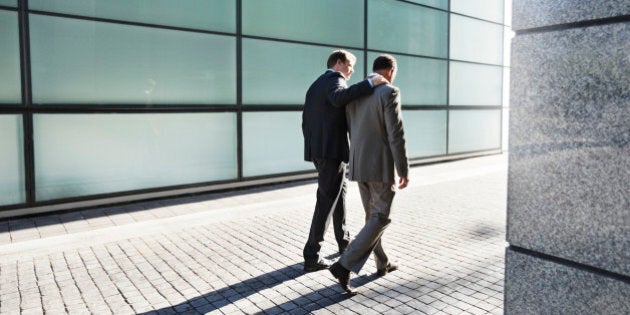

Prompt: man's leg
xmin=370 ymin=183 xmax=396 ymax=270
xmin=338 ymin=182 xmax=394 ymax=274
xmin=303 ymin=158 xmax=345 ymax=269
xmin=332 ymin=168 xmax=350 ymax=253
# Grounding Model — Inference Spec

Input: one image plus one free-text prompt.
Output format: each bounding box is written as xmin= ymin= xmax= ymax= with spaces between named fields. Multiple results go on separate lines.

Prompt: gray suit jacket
xmin=346 ymin=75 xmax=409 ymax=183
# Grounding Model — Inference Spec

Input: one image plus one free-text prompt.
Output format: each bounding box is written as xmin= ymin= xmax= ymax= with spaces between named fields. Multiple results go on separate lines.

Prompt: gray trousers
xmin=339 ymin=182 xmax=395 ymax=274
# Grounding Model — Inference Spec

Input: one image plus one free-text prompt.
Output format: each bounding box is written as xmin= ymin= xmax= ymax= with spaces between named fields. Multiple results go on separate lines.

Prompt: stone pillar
xmin=506 ymin=1 xmax=629 ymax=314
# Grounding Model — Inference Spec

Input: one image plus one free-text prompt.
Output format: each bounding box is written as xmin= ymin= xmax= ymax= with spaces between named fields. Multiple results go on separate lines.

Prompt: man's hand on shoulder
xmin=398 ymin=177 xmax=409 ymax=189
xmin=369 ymin=74 xmax=389 ymax=87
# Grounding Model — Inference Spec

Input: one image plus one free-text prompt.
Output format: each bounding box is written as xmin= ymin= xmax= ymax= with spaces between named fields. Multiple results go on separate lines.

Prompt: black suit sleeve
xmin=326 ymin=73 xmax=373 ymax=108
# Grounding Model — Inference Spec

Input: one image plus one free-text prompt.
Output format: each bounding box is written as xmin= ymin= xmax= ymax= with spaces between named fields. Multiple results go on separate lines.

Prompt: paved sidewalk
xmin=0 ymin=154 xmax=507 ymax=315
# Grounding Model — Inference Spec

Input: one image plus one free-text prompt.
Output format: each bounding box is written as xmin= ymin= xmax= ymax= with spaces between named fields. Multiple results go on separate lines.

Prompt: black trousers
xmin=303 ymin=158 xmax=350 ymax=263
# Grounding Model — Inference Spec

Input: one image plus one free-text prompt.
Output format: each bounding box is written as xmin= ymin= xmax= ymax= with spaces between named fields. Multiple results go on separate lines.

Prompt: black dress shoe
xmin=377 ymin=262 xmax=398 ymax=277
xmin=329 ymin=262 xmax=356 ymax=294
xmin=304 ymin=259 xmax=330 ymax=272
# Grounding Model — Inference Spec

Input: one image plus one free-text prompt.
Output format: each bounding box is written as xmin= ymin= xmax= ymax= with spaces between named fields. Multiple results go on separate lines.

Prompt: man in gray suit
xmin=329 ymin=54 xmax=409 ymax=294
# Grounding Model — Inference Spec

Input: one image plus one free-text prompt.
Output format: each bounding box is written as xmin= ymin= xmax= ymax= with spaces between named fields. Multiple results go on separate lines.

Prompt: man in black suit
xmin=302 ymin=50 xmax=388 ymax=272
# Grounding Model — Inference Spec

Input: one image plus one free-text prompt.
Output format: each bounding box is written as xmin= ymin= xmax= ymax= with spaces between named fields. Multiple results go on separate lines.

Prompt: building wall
xmin=0 ymin=0 xmax=508 ymax=216
xmin=506 ymin=1 xmax=629 ymax=313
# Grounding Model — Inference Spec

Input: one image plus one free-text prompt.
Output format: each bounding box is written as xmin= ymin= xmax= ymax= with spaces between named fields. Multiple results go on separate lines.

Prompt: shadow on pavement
xmin=139 ymin=262 xmax=380 ymax=315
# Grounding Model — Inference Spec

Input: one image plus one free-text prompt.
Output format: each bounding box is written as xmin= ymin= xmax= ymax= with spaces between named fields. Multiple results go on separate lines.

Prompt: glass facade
xmin=449 ymin=110 xmax=502 ymax=153
xmin=368 ymin=0 xmax=448 ymax=58
xmin=242 ymin=39 xmax=363 ymax=105
xmin=0 ymin=115 xmax=25 ymax=206
xmin=30 ymin=14 xmax=236 ymax=105
xmin=29 ymin=0 xmax=236 ymax=32
xmin=0 ymin=11 xmax=20 ymax=103
xmin=370 ymin=52 xmax=447 ymax=106
xmin=243 ymin=0 xmax=363 ymax=47
xmin=242 ymin=112 xmax=312 ymax=177
xmin=0 ymin=0 xmax=509 ymax=213
xmin=34 ymin=113 xmax=237 ymax=201
xmin=450 ymin=61 xmax=503 ymax=106
xmin=0 ymin=0 xmax=16 ymax=7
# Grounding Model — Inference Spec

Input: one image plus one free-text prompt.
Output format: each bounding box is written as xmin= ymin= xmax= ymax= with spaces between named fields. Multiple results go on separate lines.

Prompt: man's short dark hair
xmin=372 ymin=54 xmax=397 ymax=72
xmin=327 ymin=50 xmax=355 ymax=68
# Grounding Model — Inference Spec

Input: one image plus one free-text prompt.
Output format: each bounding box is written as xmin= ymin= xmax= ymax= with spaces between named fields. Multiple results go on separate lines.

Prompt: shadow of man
xmin=140 ymin=262 xmax=379 ymax=314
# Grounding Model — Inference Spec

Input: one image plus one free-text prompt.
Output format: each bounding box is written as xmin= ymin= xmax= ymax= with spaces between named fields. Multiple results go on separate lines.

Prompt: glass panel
xmin=30 ymin=14 xmax=236 ymax=105
xmin=403 ymin=110 xmax=447 ymax=158
xmin=369 ymin=52 xmax=446 ymax=105
xmin=449 ymin=62 xmax=502 ymax=106
xmin=0 ymin=11 xmax=21 ymax=103
xmin=34 ymin=113 xmax=237 ymax=201
xmin=449 ymin=110 xmax=501 ymax=153
xmin=29 ymin=0 xmax=235 ymax=33
xmin=243 ymin=0 xmax=363 ymax=47
xmin=450 ymin=14 xmax=503 ymax=65
xmin=0 ymin=0 xmax=16 ymax=7
xmin=243 ymin=112 xmax=313 ymax=177
xmin=451 ymin=0 xmax=504 ymax=24
xmin=242 ymin=38 xmax=364 ymax=105
xmin=368 ymin=0 xmax=447 ymax=58
xmin=406 ymin=0 xmax=448 ymax=10
xmin=0 ymin=115 xmax=25 ymax=206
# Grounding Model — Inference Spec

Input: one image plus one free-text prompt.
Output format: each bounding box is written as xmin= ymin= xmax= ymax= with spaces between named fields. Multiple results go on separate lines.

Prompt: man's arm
xmin=327 ymin=73 xmax=388 ymax=108
xmin=383 ymin=87 xmax=409 ymax=187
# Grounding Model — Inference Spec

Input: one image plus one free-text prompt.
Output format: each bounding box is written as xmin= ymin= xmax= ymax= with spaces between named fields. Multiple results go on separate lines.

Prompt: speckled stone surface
xmin=508 ymin=21 xmax=630 ymax=276
xmin=512 ymin=0 xmax=630 ymax=30
xmin=505 ymin=249 xmax=630 ymax=314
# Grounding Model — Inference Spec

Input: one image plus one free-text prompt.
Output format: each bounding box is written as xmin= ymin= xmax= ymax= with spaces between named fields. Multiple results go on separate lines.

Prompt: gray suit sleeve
xmin=383 ymin=87 xmax=409 ymax=178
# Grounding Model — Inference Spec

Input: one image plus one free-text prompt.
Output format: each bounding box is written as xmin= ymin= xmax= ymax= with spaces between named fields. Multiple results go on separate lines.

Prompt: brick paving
xmin=0 ymin=154 xmax=507 ymax=315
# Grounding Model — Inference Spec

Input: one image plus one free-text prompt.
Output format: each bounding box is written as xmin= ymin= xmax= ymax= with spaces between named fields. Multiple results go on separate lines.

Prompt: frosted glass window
xmin=29 ymin=0 xmax=235 ymax=33
xmin=0 ymin=11 xmax=20 ymax=103
xmin=449 ymin=62 xmax=502 ymax=106
xmin=0 ymin=115 xmax=25 ymax=206
xmin=34 ymin=113 xmax=237 ymax=201
xmin=0 ymin=1 xmax=16 ymax=7
xmin=368 ymin=0 xmax=447 ymax=58
xmin=406 ymin=0 xmax=447 ymax=10
xmin=451 ymin=14 xmax=503 ymax=65
xmin=243 ymin=112 xmax=313 ymax=177
xmin=449 ymin=110 xmax=501 ymax=153
xmin=242 ymin=39 xmax=364 ymax=105
xmin=243 ymin=0 xmax=363 ymax=47
xmin=403 ymin=110 xmax=447 ymax=158
xmin=30 ymin=14 xmax=236 ymax=105
xmin=451 ymin=0 xmax=504 ymax=24
xmin=369 ymin=52 xmax=446 ymax=105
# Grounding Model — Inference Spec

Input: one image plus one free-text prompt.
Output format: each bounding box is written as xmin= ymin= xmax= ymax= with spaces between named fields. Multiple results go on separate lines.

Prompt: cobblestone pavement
xmin=0 ymin=154 xmax=507 ymax=315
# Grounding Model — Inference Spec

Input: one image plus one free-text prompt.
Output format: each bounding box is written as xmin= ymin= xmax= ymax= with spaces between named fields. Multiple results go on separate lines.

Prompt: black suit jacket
xmin=302 ymin=70 xmax=373 ymax=162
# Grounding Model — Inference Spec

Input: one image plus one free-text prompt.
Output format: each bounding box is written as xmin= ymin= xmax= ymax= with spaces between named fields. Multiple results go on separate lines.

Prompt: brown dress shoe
xmin=329 ymin=262 xmax=356 ymax=294
xmin=377 ymin=263 xmax=398 ymax=277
